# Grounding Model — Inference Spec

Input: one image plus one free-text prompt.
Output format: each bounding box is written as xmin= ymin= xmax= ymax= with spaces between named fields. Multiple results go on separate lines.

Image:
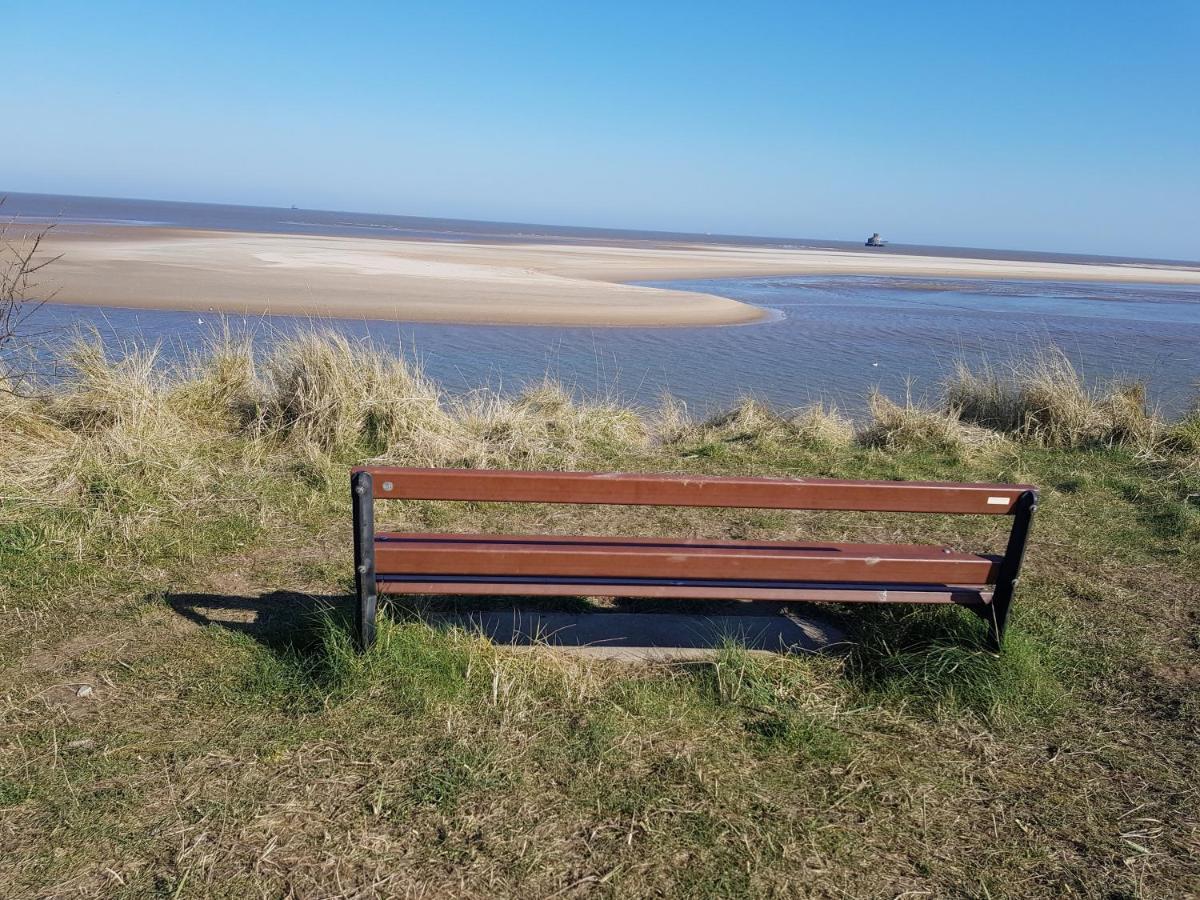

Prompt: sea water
xmin=9 ymin=192 xmax=1200 ymax=416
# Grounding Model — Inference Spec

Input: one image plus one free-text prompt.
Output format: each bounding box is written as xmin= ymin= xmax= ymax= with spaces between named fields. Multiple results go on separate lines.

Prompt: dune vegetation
xmin=1 ymin=329 xmax=1198 ymax=898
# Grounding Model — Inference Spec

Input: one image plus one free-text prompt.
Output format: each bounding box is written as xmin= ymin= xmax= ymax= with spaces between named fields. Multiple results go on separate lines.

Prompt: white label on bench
xmin=987 ymin=496 xmax=1010 ymax=506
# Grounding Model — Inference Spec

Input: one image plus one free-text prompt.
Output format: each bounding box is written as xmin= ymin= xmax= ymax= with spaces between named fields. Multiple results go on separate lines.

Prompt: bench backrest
xmin=352 ymin=466 xmax=1034 ymax=515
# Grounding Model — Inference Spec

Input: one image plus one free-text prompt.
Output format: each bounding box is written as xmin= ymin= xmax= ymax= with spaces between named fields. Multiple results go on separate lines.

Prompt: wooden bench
xmin=350 ymin=467 xmax=1037 ymax=652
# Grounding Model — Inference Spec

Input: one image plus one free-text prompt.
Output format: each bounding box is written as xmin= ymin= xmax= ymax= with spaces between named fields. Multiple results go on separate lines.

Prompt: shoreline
xmin=25 ymin=224 xmax=1200 ymax=327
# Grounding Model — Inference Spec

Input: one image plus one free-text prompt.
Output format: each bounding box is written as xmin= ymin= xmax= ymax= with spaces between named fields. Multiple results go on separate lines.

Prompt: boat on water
xmin=865 ymin=232 xmax=887 ymax=247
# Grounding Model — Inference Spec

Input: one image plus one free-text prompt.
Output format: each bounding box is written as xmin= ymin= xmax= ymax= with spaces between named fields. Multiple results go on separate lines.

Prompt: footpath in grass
xmin=1 ymin=333 xmax=1198 ymax=897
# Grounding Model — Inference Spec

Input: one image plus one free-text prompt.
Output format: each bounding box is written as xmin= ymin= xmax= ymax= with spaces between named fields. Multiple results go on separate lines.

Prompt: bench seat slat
xmin=374 ymin=532 xmax=999 ymax=586
xmin=378 ymin=575 xmax=991 ymax=606
xmin=357 ymin=467 xmax=1032 ymax=515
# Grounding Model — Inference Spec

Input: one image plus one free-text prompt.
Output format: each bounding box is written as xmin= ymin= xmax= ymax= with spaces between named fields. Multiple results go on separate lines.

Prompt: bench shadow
xmin=165 ymin=590 xmax=852 ymax=658
xmin=166 ymin=590 xmax=351 ymax=653
xmin=403 ymin=595 xmax=848 ymax=656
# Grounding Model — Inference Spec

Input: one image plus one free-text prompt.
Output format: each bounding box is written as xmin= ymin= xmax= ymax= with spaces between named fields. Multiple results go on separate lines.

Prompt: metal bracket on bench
xmin=981 ymin=488 xmax=1037 ymax=652
xmin=352 ymin=470 xmax=378 ymax=650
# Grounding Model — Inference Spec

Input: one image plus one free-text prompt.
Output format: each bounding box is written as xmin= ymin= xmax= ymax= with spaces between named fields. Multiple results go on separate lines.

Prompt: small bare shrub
xmin=1 ymin=211 xmax=59 ymax=380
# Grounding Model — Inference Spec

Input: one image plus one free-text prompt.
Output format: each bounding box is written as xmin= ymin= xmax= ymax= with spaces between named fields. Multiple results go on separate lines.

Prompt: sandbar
xmin=28 ymin=226 xmax=1200 ymax=327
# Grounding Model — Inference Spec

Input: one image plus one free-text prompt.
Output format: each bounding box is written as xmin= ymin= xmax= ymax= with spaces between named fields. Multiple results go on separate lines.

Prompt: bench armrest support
xmin=983 ymin=489 xmax=1038 ymax=651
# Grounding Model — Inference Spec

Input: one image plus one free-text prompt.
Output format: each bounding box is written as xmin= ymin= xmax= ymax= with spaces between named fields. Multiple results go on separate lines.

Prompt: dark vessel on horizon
xmin=865 ymin=232 xmax=887 ymax=247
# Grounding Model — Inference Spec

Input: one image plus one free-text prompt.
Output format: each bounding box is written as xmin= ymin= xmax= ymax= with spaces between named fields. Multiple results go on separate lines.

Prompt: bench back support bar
xmin=354 ymin=467 xmax=1033 ymax=515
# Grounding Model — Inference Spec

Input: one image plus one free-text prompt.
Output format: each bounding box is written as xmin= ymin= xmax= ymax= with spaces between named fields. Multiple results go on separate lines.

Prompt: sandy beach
xmin=32 ymin=226 xmax=1200 ymax=326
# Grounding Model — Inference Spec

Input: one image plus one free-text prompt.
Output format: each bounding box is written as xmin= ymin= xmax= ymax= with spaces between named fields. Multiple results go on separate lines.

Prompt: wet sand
xmin=32 ymin=226 xmax=1200 ymax=326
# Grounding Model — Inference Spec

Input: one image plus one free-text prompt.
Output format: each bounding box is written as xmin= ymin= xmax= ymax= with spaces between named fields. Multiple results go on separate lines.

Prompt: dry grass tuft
xmin=509 ymin=379 xmax=648 ymax=464
xmin=654 ymin=396 xmax=786 ymax=456
xmin=47 ymin=338 xmax=169 ymax=434
xmin=943 ymin=361 xmax=1021 ymax=432
xmin=662 ymin=397 xmax=853 ymax=454
xmin=702 ymin=397 xmax=783 ymax=440
xmin=1163 ymin=408 xmax=1200 ymax=458
xmin=1102 ymin=381 xmax=1161 ymax=449
xmin=418 ymin=379 xmax=649 ymax=470
xmin=788 ymin=401 xmax=856 ymax=449
xmin=859 ymin=389 xmax=969 ymax=454
xmin=0 ymin=387 xmax=78 ymax=493
xmin=0 ymin=336 xmax=256 ymax=553
xmin=23 ymin=337 xmax=215 ymax=499
xmin=172 ymin=326 xmax=261 ymax=424
xmin=259 ymin=329 xmax=449 ymax=453
xmin=946 ymin=350 xmax=1163 ymax=450
xmin=648 ymin=394 xmax=693 ymax=446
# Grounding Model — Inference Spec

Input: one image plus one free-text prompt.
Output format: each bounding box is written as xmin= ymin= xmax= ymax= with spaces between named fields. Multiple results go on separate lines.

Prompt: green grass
xmin=1 ymin=333 xmax=1199 ymax=897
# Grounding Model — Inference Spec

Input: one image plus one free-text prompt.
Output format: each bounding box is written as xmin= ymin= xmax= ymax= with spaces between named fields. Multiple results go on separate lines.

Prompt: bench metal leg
xmin=352 ymin=470 xmax=377 ymax=650
xmin=984 ymin=489 xmax=1037 ymax=651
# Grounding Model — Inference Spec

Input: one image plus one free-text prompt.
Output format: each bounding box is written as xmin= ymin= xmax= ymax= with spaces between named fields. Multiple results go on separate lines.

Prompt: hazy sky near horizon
xmin=5 ymin=1 xmax=1199 ymax=258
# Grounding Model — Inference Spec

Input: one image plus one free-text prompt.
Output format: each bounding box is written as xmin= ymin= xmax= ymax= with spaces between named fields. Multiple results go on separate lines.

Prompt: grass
xmin=1 ymin=330 xmax=1198 ymax=897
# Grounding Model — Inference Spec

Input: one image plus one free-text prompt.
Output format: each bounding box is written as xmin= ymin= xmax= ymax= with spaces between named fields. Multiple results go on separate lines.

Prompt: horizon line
xmin=4 ymin=187 xmax=1200 ymax=268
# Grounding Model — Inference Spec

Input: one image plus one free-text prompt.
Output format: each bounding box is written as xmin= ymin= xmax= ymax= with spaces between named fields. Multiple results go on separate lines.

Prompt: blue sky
xmin=4 ymin=1 xmax=1198 ymax=257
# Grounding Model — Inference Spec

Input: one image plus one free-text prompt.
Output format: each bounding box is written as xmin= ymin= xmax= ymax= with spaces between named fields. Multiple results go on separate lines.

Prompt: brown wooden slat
xmin=354 ymin=466 xmax=1033 ymax=514
xmin=373 ymin=533 xmax=999 ymax=585
xmin=377 ymin=579 xmax=991 ymax=606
